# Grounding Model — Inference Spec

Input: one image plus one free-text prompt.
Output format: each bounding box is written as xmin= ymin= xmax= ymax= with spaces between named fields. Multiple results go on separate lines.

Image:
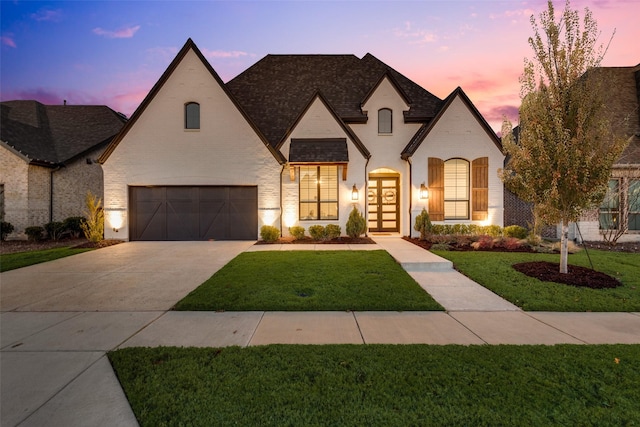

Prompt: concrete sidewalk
xmin=2 ymin=238 xmax=640 ymax=426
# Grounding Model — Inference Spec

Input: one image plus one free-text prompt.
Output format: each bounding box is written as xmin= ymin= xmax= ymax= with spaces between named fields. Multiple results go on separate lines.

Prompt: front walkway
xmin=2 ymin=239 xmax=640 ymax=426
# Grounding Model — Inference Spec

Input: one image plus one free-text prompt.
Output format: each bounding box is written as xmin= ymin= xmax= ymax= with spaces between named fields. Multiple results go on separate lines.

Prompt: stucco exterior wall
xmin=52 ymin=146 xmax=105 ymax=222
xmin=409 ymin=95 xmax=505 ymax=237
xmin=0 ymin=146 xmax=30 ymax=238
xmin=102 ymin=48 xmax=280 ymax=240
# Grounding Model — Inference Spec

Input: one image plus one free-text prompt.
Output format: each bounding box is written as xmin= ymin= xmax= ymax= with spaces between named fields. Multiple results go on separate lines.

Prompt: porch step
xmin=400 ymin=259 xmax=454 ymax=272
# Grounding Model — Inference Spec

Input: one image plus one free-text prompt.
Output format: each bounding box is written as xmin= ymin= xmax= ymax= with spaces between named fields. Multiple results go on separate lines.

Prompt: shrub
xmin=467 ymin=224 xmax=481 ymax=235
xmin=500 ymin=237 xmax=525 ymax=250
xmin=346 ymin=207 xmax=366 ymax=238
xmin=63 ymin=216 xmax=86 ymax=238
xmin=430 ymin=243 xmax=452 ymax=251
xmin=471 ymin=235 xmax=494 ymax=250
xmin=44 ymin=221 xmax=66 ymax=241
xmin=325 ymin=224 xmax=341 ymax=240
xmin=481 ymin=225 xmax=502 ymax=238
xmin=414 ymin=208 xmax=432 ymax=240
xmin=260 ymin=225 xmax=280 ymax=242
xmin=289 ymin=226 xmax=305 ymax=240
xmin=25 ymin=226 xmax=44 ymax=241
xmin=430 ymin=224 xmax=447 ymax=235
xmin=81 ymin=191 xmax=104 ymax=243
xmin=552 ymin=241 xmax=582 ymax=254
xmin=1 ymin=221 xmax=14 ymax=240
xmin=308 ymin=225 xmax=326 ymax=240
xmin=503 ymin=225 xmax=528 ymax=239
xmin=451 ymin=224 xmax=470 ymax=235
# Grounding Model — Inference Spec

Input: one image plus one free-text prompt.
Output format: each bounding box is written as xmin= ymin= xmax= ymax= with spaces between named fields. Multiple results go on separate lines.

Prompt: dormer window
xmin=185 ymin=102 xmax=200 ymax=129
xmin=378 ymin=108 xmax=392 ymax=134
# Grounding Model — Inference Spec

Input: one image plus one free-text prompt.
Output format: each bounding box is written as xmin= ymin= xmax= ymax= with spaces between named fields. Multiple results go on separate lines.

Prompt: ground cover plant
xmin=0 ymin=247 xmax=92 ymax=272
xmin=109 ymin=344 xmax=640 ymax=427
xmin=174 ymin=250 xmax=442 ymax=311
xmin=432 ymin=249 xmax=640 ymax=311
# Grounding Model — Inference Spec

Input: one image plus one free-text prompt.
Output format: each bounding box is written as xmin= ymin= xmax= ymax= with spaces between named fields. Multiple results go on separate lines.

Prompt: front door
xmin=368 ymin=174 xmax=400 ymax=232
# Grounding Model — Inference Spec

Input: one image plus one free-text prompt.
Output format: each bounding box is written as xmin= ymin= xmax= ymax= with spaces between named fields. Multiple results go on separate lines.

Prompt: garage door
xmin=129 ymin=186 xmax=258 ymax=241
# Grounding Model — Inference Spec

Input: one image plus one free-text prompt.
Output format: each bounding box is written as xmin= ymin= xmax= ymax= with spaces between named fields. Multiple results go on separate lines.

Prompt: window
xmin=185 ymin=102 xmax=200 ymax=129
xmin=629 ymin=180 xmax=640 ymax=231
xmin=299 ymin=165 xmax=338 ymax=220
xmin=378 ymin=108 xmax=392 ymax=134
xmin=599 ymin=179 xmax=620 ymax=229
xmin=444 ymin=159 xmax=469 ymax=220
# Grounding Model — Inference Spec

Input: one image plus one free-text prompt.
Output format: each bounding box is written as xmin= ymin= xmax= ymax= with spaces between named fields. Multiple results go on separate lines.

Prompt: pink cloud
xmin=201 ymin=48 xmax=249 ymax=59
xmin=1 ymin=35 xmax=16 ymax=48
xmin=0 ymin=88 xmax=63 ymax=105
xmin=30 ymin=8 xmax=63 ymax=22
xmin=92 ymin=25 xmax=141 ymax=39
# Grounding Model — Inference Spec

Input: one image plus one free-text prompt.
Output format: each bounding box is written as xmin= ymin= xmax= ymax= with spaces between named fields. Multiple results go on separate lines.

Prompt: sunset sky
xmin=1 ymin=0 xmax=638 ymax=132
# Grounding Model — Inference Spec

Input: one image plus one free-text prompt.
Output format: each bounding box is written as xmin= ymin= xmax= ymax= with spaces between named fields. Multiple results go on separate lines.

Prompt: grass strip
xmin=0 ymin=247 xmax=91 ymax=272
xmin=110 ymin=344 xmax=640 ymax=427
xmin=433 ymin=249 xmax=640 ymax=311
xmin=175 ymin=250 xmax=442 ymax=311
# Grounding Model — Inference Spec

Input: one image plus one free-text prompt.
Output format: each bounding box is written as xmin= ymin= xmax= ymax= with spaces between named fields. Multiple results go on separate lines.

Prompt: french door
xmin=368 ymin=175 xmax=400 ymax=232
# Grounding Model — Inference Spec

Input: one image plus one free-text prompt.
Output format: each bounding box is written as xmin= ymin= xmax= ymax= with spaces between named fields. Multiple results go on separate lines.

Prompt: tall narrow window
xmin=299 ymin=165 xmax=338 ymax=220
xmin=185 ymin=102 xmax=200 ymax=129
xmin=628 ymin=179 xmax=640 ymax=231
xmin=444 ymin=159 xmax=469 ymax=220
xmin=599 ymin=179 xmax=620 ymax=230
xmin=378 ymin=108 xmax=392 ymax=134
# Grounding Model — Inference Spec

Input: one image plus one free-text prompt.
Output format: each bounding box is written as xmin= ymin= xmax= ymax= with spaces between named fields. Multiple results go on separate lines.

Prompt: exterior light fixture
xmin=420 ymin=183 xmax=429 ymax=200
xmin=351 ymin=184 xmax=359 ymax=201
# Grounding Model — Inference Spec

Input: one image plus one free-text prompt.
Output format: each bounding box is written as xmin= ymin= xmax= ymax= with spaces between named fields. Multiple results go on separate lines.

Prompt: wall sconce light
xmin=420 ymin=183 xmax=429 ymax=200
xmin=351 ymin=184 xmax=359 ymax=201
xmin=112 ymin=228 xmax=119 ymax=232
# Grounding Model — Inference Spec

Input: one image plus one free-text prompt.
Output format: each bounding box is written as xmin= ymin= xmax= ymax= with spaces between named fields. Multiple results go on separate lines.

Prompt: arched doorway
xmin=368 ymin=169 xmax=400 ymax=233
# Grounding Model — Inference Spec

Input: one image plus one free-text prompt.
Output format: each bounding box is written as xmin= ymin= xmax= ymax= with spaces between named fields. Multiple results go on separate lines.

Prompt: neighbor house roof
xmin=226 ymin=52 xmax=443 ymax=148
xmin=1 ymin=100 xmax=126 ymax=167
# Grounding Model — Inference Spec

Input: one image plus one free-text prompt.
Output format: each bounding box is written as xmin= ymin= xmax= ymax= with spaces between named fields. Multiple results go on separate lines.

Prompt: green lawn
xmin=110 ymin=344 xmax=640 ymax=427
xmin=0 ymin=247 xmax=91 ymax=272
xmin=433 ymin=249 xmax=640 ymax=311
xmin=174 ymin=250 xmax=443 ymax=311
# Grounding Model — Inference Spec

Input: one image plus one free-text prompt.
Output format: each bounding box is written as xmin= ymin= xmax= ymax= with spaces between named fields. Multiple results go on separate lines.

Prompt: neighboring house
xmin=99 ymin=39 xmax=504 ymax=241
xmin=0 ymin=100 xmax=126 ymax=239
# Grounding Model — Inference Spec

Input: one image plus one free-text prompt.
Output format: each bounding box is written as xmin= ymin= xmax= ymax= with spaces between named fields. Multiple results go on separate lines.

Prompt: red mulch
xmin=402 ymin=237 xmax=536 ymax=252
xmin=513 ymin=261 xmax=621 ymax=289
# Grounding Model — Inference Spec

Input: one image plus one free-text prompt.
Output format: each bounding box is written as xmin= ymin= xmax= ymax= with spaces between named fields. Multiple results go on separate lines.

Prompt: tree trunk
xmin=560 ymin=220 xmax=569 ymax=274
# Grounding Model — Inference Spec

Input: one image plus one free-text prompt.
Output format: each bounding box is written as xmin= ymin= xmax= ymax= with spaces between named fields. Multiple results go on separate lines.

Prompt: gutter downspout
xmin=407 ymin=157 xmax=412 ymax=238
xmin=279 ymin=164 xmax=285 ymax=237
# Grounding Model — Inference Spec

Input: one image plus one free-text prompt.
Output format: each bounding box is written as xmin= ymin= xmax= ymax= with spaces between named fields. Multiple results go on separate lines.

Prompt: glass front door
xmin=368 ymin=175 xmax=400 ymax=232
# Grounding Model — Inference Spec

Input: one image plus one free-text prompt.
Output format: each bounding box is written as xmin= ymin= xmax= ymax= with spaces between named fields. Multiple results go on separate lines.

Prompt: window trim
xmin=298 ymin=165 xmax=339 ymax=221
xmin=184 ymin=102 xmax=200 ymax=130
xmin=599 ymin=178 xmax=620 ymax=230
xmin=443 ymin=158 xmax=470 ymax=220
xmin=378 ymin=108 xmax=392 ymax=134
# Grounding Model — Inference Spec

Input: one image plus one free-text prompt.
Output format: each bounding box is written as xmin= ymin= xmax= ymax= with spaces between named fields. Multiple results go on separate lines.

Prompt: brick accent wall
xmin=0 ymin=147 xmax=29 ymax=238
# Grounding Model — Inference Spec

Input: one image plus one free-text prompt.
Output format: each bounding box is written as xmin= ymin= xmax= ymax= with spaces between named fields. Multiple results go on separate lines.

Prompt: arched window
xmin=444 ymin=158 xmax=469 ymax=220
xmin=378 ymin=108 xmax=392 ymax=134
xmin=185 ymin=102 xmax=200 ymax=129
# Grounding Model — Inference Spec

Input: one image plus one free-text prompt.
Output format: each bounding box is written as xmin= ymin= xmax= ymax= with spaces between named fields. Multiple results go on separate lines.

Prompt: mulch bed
xmin=1 ymin=238 xmax=124 ymax=254
xmin=402 ymin=237 xmax=536 ymax=252
xmin=513 ymin=261 xmax=621 ymax=289
xmin=256 ymin=236 xmax=375 ymax=245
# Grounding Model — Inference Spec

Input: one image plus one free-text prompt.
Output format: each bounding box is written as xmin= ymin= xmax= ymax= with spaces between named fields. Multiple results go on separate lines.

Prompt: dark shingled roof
xmin=289 ymin=139 xmax=349 ymax=163
xmin=1 ymin=100 xmax=126 ymax=166
xmin=227 ymin=53 xmax=443 ymax=148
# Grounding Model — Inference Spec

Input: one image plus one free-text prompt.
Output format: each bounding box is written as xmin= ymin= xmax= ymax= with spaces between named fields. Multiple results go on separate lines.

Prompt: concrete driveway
xmin=0 ymin=241 xmax=254 ymax=312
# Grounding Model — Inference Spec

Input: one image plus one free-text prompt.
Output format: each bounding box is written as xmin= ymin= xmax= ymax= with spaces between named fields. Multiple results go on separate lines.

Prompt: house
xmin=0 ymin=100 xmax=126 ymax=239
xmin=99 ymin=39 xmax=504 ymax=241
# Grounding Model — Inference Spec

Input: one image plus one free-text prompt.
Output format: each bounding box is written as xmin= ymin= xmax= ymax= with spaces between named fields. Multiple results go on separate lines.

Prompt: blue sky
xmin=1 ymin=0 xmax=638 ymax=131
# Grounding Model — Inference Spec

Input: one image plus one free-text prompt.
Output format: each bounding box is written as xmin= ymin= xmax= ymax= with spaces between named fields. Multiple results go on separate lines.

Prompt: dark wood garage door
xmin=129 ymin=186 xmax=257 ymax=241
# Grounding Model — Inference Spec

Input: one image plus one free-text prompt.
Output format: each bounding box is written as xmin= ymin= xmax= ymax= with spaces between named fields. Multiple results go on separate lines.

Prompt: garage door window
xmin=299 ymin=166 xmax=338 ymax=220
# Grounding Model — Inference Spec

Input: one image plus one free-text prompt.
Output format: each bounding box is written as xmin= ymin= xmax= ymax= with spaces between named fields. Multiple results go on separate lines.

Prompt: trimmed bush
xmin=503 ymin=225 xmax=528 ymax=239
xmin=346 ymin=207 xmax=366 ymax=238
xmin=308 ymin=225 xmax=326 ymax=240
xmin=63 ymin=216 xmax=86 ymax=238
xmin=289 ymin=226 xmax=305 ymax=240
xmin=414 ymin=208 xmax=432 ymax=240
xmin=325 ymin=224 xmax=341 ymax=239
xmin=44 ymin=221 xmax=66 ymax=241
xmin=25 ymin=226 xmax=44 ymax=241
xmin=260 ymin=225 xmax=280 ymax=242
xmin=480 ymin=225 xmax=502 ymax=238
xmin=1 ymin=221 xmax=14 ymax=240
